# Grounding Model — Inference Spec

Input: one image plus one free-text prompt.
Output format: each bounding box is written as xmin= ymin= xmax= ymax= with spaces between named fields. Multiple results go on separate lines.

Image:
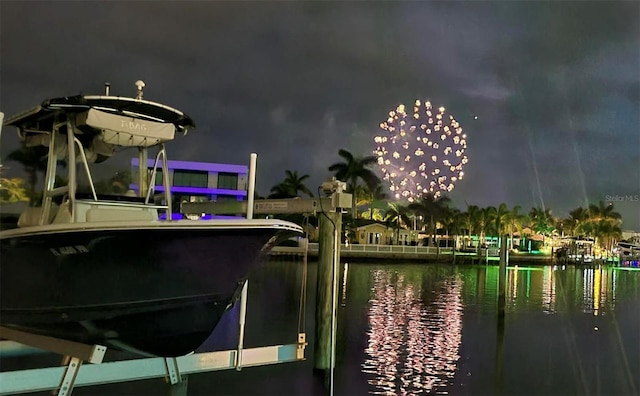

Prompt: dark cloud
xmin=1 ymin=1 xmax=638 ymax=228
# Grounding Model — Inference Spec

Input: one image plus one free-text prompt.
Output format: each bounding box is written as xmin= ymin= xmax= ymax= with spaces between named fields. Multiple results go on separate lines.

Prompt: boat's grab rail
xmin=76 ymin=199 xmax=167 ymax=210
xmin=44 ymin=186 xmax=69 ymax=199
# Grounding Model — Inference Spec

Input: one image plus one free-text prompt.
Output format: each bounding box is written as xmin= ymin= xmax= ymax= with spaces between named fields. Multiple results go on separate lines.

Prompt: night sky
xmin=1 ymin=1 xmax=639 ymax=229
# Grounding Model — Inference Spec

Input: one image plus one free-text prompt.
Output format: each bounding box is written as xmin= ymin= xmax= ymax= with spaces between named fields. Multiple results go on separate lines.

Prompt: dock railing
xmin=273 ymin=242 xmax=500 ymax=260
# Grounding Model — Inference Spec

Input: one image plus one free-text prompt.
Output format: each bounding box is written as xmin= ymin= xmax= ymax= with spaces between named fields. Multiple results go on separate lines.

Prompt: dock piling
xmin=314 ymin=210 xmax=342 ymax=390
xmin=498 ymin=235 xmax=508 ymax=317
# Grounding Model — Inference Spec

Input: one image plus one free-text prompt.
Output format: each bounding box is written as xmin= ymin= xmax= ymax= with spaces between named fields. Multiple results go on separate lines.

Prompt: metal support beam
xmin=164 ymin=357 xmax=181 ymax=385
xmin=0 ymin=327 xmax=106 ymax=364
xmin=57 ymin=357 xmax=82 ymax=396
xmin=0 ymin=343 xmax=305 ymax=395
xmin=181 ymin=194 xmax=352 ymax=216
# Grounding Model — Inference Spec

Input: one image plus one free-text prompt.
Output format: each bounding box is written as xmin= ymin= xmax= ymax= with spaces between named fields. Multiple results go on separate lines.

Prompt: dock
xmin=271 ymin=243 xmax=554 ymax=263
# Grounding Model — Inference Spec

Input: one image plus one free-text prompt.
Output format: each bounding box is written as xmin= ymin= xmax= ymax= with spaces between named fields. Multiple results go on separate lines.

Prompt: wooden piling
xmin=314 ymin=211 xmax=341 ymax=386
xmin=498 ymin=235 xmax=508 ymax=317
xmin=494 ymin=313 xmax=505 ymax=395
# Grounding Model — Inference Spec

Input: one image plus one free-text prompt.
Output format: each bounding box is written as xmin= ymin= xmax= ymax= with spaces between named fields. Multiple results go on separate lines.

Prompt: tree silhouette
xmin=408 ymin=193 xmax=451 ymax=246
xmin=7 ymin=145 xmax=49 ymax=204
xmin=268 ymin=170 xmax=313 ymax=199
xmin=384 ymin=201 xmax=410 ymax=245
xmin=328 ymin=149 xmax=380 ymax=218
xmin=0 ymin=177 xmax=29 ymax=203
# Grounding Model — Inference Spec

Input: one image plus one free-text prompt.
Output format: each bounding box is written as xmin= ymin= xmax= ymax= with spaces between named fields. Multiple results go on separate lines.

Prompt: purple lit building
xmin=130 ymin=159 xmax=248 ymax=205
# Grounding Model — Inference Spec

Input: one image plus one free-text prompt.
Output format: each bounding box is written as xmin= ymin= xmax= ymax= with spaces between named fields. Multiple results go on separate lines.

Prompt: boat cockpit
xmin=4 ymin=82 xmax=196 ymax=228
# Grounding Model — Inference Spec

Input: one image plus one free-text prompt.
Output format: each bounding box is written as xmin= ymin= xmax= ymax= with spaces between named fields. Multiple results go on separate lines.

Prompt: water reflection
xmin=348 ymin=264 xmax=640 ymax=395
xmin=361 ymin=269 xmax=463 ymax=394
xmin=472 ymin=265 xmax=629 ymax=316
xmin=542 ymin=266 xmax=556 ymax=313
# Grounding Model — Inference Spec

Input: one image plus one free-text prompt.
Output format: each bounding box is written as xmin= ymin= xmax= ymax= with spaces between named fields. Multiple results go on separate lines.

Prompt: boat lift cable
xmin=0 ymin=112 xmax=4 ymax=173
xmin=297 ymin=215 xmax=309 ymax=336
xmin=317 ymin=187 xmax=339 ymax=396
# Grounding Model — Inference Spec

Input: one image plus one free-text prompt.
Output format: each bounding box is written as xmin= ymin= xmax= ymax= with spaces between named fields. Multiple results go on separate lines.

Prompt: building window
xmin=149 ymin=169 xmax=163 ymax=186
xmin=217 ymin=172 xmax=238 ymax=190
xmin=174 ymin=170 xmax=208 ymax=187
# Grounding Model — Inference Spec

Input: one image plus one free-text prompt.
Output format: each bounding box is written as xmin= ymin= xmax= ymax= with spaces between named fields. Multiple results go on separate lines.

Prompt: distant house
xmin=354 ymin=220 xmax=417 ymax=245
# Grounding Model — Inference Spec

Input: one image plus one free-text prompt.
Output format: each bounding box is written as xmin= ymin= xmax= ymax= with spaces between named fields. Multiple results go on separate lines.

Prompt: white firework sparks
xmin=373 ymin=100 xmax=468 ymax=202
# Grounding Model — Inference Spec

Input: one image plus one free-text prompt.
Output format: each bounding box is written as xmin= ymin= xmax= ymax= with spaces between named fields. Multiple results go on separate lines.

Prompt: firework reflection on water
xmin=362 ymin=269 xmax=464 ymax=394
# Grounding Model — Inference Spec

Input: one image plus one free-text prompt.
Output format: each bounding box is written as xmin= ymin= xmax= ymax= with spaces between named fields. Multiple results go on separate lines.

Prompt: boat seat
xmin=52 ymin=201 xmax=72 ymax=224
xmin=17 ymin=205 xmax=59 ymax=227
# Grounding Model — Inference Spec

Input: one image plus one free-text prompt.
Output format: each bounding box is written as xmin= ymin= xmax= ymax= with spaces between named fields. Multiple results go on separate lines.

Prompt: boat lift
xmin=0 ymin=154 xmax=349 ymax=395
xmin=0 ymin=325 xmax=306 ymax=395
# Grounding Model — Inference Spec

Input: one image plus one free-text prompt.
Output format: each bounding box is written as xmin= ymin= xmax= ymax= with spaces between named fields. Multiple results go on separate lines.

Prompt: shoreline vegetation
xmin=270 ymin=242 xmax=623 ymax=266
xmin=265 ymin=149 xmax=632 ymax=261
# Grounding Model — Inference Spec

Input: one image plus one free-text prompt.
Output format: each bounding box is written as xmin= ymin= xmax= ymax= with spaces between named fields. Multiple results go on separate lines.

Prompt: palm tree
xmin=458 ymin=208 xmax=474 ymax=249
xmin=384 ymin=202 xmax=410 ymax=245
xmin=506 ymin=205 xmax=528 ymax=249
xmin=355 ymin=183 xmax=388 ymax=221
xmin=7 ymin=145 xmax=49 ymax=204
xmin=488 ymin=203 xmax=513 ymax=250
xmin=585 ymin=201 xmax=622 ymax=252
xmin=0 ymin=177 xmax=30 ymax=203
xmin=465 ymin=205 xmax=482 ymax=245
xmin=588 ymin=201 xmax=622 ymax=224
xmin=408 ymin=193 xmax=451 ymax=246
xmin=441 ymin=207 xmax=464 ymax=248
xmin=494 ymin=203 xmax=511 ymax=237
xmin=477 ymin=206 xmax=495 ymax=245
xmin=554 ymin=217 xmax=572 ymax=237
xmin=328 ymin=149 xmax=380 ymax=218
xmin=268 ymin=170 xmax=314 ymax=199
xmin=529 ymin=207 xmax=555 ymax=236
xmin=567 ymin=206 xmax=590 ymax=236
xmin=593 ymin=219 xmax=622 ymax=253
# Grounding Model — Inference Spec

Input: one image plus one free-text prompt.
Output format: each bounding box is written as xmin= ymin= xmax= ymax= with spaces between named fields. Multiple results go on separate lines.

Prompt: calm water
xmin=4 ymin=259 xmax=640 ymax=395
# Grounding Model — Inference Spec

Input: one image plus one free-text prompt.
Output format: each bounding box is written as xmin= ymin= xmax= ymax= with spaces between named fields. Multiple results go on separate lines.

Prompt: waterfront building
xmin=130 ymin=159 xmax=248 ymax=218
xmin=355 ymin=221 xmax=395 ymax=245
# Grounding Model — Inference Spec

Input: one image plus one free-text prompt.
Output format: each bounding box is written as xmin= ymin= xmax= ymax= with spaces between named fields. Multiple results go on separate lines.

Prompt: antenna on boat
xmin=104 ymin=82 xmax=111 ymax=96
xmin=135 ymin=80 xmax=145 ymax=100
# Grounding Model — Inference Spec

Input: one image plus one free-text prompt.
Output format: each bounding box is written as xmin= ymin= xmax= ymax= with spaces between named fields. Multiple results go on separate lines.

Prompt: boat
xmin=616 ymin=241 xmax=640 ymax=255
xmin=616 ymin=241 xmax=640 ymax=267
xmin=0 ymin=82 xmax=303 ymax=357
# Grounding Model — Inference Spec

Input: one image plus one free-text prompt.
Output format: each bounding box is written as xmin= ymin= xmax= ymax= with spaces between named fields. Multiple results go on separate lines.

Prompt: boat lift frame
xmin=0 ymin=325 xmax=306 ymax=395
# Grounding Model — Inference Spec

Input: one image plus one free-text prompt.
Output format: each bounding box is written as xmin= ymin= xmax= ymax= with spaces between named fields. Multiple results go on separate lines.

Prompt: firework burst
xmin=373 ymin=100 xmax=468 ymax=202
